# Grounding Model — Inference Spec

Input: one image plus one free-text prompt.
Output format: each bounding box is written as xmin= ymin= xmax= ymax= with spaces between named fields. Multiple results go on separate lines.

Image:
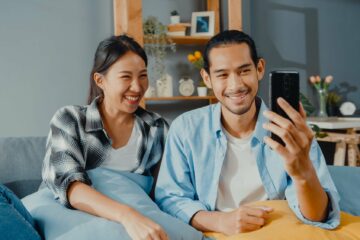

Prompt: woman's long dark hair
xmin=87 ymin=35 xmax=148 ymax=104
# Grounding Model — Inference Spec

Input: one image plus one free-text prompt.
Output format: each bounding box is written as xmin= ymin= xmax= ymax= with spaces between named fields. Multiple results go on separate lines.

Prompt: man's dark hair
xmin=203 ymin=30 xmax=259 ymax=73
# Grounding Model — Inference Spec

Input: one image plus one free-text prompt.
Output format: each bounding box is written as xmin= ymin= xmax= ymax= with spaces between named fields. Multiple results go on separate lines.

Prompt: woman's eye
xmin=121 ymin=75 xmax=131 ymax=80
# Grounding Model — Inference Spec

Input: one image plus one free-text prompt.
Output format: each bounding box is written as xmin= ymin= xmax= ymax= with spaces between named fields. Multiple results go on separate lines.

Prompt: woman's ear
xmin=256 ymin=58 xmax=266 ymax=81
xmin=94 ymin=73 xmax=104 ymax=90
xmin=200 ymin=68 xmax=212 ymax=89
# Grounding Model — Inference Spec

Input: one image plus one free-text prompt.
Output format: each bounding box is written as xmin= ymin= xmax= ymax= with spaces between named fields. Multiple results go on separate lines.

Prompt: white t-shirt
xmin=100 ymin=121 xmax=141 ymax=172
xmin=216 ymin=127 xmax=267 ymax=212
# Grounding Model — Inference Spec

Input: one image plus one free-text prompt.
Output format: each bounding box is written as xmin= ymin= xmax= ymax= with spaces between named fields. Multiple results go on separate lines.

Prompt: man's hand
xmin=217 ymin=206 xmax=273 ymax=235
xmin=262 ymin=97 xmax=315 ymax=180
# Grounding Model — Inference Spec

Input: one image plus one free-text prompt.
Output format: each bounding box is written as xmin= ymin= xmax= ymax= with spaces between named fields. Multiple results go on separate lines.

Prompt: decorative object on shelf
xmin=170 ymin=10 xmax=180 ymax=24
xmin=187 ymin=50 xmax=208 ymax=96
xmin=167 ymin=23 xmax=190 ymax=37
xmin=197 ymin=86 xmax=208 ymax=96
xmin=156 ymin=73 xmax=173 ymax=97
xmin=309 ymin=75 xmax=333 ymax=118
xmin=178 ymin=77 xmax=195 ymax=96
xmin=144 ymin=86 xmax=156 ymax=98
xmin=340 ymin=101 xmax=356 ymax=116
xmin=327 ymin=91 xmax=342 ymax=116
xmin=143 ymin=16 xmax=176 ymax=89
xmin=191 ymin=11 xmax=215 ymax=36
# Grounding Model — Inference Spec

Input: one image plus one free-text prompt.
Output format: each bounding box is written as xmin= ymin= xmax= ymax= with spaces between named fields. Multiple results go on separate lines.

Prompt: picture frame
xmin=191 ymin=11 xmax=215 ymax=36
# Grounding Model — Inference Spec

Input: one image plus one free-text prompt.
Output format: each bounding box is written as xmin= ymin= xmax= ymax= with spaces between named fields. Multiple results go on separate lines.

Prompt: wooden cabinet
xmin=113 ymin=0 xmax=242 ymax=108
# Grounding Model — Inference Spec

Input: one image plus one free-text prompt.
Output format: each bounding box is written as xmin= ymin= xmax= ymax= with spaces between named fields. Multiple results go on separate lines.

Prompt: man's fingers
xmin=243 ymin=214 xmax=265 ymax=226
xmin=241 ymin=222 xmax=262 ymax=232
xmin=243 ymin=205 xmax=272 ymax=218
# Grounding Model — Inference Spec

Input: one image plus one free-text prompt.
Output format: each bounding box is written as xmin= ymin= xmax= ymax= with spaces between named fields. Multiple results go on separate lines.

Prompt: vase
xmin=317 ymin=89 xmax=328 ymax=118
xmin=197 ymin=86 xmax=207 ymax=96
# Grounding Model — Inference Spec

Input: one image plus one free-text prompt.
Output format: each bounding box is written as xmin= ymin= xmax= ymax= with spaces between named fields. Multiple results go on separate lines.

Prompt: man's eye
xmin=240 ymin=69 xmax=251 ymax=75
xmin=121 ymin=76 xmax=131 ymax=79
xmin=217 ymin=74 xmax=227 ymax=78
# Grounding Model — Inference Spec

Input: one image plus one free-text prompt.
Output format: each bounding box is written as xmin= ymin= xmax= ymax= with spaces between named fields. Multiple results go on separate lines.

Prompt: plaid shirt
xmin=42 ymin=97 xmax=168 ymax=208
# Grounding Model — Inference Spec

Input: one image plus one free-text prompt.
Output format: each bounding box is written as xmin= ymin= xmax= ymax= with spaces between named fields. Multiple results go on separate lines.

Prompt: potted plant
xmin=187 ymin=50 xmax=207 ymax=96
xmin=143 ymin=16 xmax=176 ymax=96
xmin=327 ymin=91 xmax=342 ymax=116
xmin=170 ymin=10 xmax=180 ymax=24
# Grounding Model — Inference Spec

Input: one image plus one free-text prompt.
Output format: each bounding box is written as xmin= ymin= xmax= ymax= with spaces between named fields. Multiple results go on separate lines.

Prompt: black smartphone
xmin=269 ymin=70 xmax=300 ymax=145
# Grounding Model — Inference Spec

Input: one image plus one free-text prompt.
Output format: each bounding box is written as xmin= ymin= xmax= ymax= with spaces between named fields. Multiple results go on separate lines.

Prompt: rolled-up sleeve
xmin=155 ymin=120 xmax=208 ymax=224
xmin=285 ymin=140 xmax=340 ymax=229
xmin=42 ymin=108 xmax=91 ymax=208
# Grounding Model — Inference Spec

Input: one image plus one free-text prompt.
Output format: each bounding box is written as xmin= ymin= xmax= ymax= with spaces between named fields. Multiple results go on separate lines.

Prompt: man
xmin=155 ymin=30 xmax=340 ymax=235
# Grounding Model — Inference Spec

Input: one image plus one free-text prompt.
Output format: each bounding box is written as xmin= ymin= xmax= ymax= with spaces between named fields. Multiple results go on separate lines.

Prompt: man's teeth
xmin=125 ymin=96 xmax=139 ymax=101
xmin=228 ymin=92 xmax=247 ymax=98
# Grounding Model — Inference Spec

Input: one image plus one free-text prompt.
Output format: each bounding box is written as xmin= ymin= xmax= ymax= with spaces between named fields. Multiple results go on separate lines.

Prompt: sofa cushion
xmin=22 ymin=168 xmax=207 ymax=240
xmin=328 ymin=165 xmax=360 ymax=216
xmin=205 ymin=200 xmax=360 ymax=240
xmin=0 ymin=137 xmax=46 ymax=198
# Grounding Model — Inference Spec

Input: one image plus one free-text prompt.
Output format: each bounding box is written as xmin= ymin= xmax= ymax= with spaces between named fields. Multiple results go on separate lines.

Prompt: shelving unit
xmin=143 ymin=96 xmax=218 ymax=108
xmin=113 ymin=0 xmax=242 ymax=109
xmin=168 ymin=36 xmax=211 ymax=45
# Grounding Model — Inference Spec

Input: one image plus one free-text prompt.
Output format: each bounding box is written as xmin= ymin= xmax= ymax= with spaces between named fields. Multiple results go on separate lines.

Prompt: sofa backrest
xmin=0 ymin=137 xmax=46 ymax=198
xmin=328 ymin=165 xmax=360 ymax=216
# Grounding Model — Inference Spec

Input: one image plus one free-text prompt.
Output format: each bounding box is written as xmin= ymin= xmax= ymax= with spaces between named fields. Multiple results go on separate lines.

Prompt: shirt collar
xmin=85 ymin=96 xmax=163 ymax=132
xmin=85 ymin=97 xmax=103 ymax=132
xmin=212 ymin=97 xmax=270 ymax=143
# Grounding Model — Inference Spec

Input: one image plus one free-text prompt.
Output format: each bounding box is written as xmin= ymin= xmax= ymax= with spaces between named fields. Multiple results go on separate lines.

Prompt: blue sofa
xmin=1 ymin=136 xmax=360 ymax=215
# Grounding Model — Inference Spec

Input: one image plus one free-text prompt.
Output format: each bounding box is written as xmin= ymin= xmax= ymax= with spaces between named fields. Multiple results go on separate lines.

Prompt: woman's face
xmin=95 ymin=51 xmax=148 ymax=114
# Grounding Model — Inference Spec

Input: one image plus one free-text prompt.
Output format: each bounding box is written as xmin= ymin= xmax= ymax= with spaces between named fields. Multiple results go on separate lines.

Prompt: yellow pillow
xmin=205 ymin=200 xmax=360 ymax=240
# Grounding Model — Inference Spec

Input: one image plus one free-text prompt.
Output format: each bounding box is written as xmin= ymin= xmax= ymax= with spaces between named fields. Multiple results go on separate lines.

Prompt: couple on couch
xmin=1 ymin=30 xmax=339 ymax=240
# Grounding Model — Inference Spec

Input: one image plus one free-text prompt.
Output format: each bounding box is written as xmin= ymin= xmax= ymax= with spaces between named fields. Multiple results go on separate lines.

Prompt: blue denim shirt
xmin=155 ymin=99 xmax=340 ymax=229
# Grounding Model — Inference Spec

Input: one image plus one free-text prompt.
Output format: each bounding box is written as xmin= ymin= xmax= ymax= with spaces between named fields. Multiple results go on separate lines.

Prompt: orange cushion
xmin=204 ymin=200 xmax=360 ymax=240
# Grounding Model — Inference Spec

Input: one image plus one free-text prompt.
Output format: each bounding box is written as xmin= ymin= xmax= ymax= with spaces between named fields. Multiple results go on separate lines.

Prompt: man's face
xmin=201 ymin=43 xmax=265 ymax=115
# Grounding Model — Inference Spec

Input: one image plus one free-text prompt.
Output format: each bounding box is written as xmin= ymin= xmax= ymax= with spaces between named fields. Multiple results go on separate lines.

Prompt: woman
xmin=42 ymin=35 xmax=169 ymax=240
xmin=0 ymin=184 xmax=41 ymax=239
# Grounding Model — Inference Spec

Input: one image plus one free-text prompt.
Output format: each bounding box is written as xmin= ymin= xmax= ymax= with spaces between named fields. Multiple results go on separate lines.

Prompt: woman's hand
xmin=119 ymin=206 xmax=168 ymax=240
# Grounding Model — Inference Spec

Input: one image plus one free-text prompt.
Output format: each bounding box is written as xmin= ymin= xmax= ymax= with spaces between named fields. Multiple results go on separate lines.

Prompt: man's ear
xmin=94 ymin=72 xmax=104 ymax=90
xmin=256 ymin=58 xmax=266 ymax=81
xmin=200 ymin=68 xmax=212 ymax=89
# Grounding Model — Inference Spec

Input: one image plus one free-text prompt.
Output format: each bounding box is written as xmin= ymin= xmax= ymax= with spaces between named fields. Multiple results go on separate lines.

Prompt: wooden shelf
xmin=144 ymin=96 xmax=216 ymax=101
xmin=168 ymin=36 xmax=212 ymax=45
xmin=142 ymin=95 xmax=218 ymax=108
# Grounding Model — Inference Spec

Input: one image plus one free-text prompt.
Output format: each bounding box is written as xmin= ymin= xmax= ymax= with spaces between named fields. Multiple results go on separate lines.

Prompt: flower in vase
xmin=187 ymin=51 xmax=206 ymax=87
xmin=309 ymin=75 xmax=333 ymax=91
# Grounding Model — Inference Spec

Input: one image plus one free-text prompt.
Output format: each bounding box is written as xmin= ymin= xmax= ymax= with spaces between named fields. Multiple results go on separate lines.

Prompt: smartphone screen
xmin=269 ymin=70 xmax=300 ymax=145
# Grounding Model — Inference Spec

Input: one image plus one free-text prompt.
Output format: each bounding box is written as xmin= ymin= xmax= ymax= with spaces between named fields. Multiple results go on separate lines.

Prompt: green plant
xmin=143 ymin=16 xmax=176 ymax=80
xmin=170 ymin=10 xmax=178 ymax=16
xmin=300 ymin=93 xmax=328 ymax=138
xmin=327 ymin=91 xmax=342 ymax=105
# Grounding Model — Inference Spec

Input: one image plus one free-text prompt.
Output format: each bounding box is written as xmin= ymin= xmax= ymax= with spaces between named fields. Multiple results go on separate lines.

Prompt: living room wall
xmin=1 ymin=0 xmax=359 ymax=137
xmin=0 ymin=0 xmax=113 ymax=137
xmin=247 ymin=0 xmax=360 ymax=113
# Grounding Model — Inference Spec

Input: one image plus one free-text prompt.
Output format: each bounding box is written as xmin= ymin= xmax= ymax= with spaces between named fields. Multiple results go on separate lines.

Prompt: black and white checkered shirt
xmin=42 ymin=97 xmax=168 ymax=208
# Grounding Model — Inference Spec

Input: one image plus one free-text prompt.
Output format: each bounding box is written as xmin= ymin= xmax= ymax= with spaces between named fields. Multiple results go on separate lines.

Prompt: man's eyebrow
xmin=237 ymin=63 xmax=252 ymax=69
xmin=213 ymin=63 xmax=252 ymax=74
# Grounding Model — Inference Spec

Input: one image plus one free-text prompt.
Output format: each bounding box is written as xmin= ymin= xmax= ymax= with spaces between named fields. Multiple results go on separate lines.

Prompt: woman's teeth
xmin=125 ymin=96 xmax=139 ymax=101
